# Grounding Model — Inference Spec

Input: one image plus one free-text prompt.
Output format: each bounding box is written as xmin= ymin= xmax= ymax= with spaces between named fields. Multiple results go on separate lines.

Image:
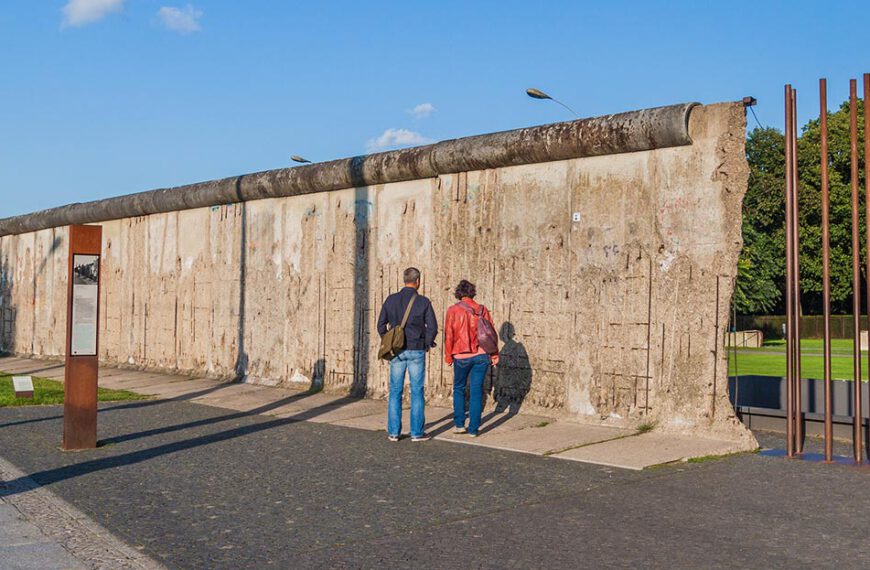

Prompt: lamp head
xmin=526 ymin=88 xmax=551 ymax=100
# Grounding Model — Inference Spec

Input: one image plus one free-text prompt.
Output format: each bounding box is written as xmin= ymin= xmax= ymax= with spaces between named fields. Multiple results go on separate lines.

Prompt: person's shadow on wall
xmin=493 ymin=322 xmax=531 ymax=415
xmin=312 ymin=358 xmax=326 ymax=392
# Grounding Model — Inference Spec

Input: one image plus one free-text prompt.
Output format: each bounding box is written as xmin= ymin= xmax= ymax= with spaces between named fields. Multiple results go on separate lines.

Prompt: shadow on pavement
xmin=0 ymin=381 xmax=242 ymax=429
xmin=424 ymin=413 xmax=454 ymax=437
xmin=2 ymin=364 xmax=65 ymax=377
xmin=96 ymin=388 xmax=329 ymax=446
xmin=478 ymin=410 xmax=519 ymax=435
xmin=0 ymin=392 xmax=367 ymax=498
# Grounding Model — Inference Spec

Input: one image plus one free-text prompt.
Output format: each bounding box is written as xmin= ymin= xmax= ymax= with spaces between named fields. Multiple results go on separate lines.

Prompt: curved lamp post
xmin=526 ymin=88 xmax=578 ymax=118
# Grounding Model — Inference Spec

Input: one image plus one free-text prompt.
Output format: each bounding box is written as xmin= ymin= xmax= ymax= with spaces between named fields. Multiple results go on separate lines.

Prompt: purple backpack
xmin=459 ymin=302 xmax=499 ymax=355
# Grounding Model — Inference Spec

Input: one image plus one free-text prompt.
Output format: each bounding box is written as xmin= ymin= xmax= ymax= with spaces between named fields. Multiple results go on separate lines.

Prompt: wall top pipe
xmin=0 ymin=102 xmax=699 ymax=238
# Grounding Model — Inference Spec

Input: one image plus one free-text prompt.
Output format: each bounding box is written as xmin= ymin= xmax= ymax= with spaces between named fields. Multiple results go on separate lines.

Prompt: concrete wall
xmin=0 ymin=102 xmax=752 ymax=442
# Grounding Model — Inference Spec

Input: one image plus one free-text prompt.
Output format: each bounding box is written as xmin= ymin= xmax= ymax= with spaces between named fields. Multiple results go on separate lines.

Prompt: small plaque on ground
xmin=12 ymin=376 xmax=34 ymax=399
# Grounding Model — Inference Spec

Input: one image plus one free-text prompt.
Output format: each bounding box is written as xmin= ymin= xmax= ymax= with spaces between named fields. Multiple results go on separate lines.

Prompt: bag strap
xmin=458 ymin=301 xmax=482 ymax=317
xmin=400 ymin=295 xmax=418 ymax=328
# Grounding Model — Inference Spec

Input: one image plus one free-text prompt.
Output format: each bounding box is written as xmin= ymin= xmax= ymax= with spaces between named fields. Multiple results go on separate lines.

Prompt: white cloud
xmin=407 ymin=103 xmax=436 ymax=119
xmin=62 ymin=0 xmax=126 ymax=27
xmin=366 ymin=128 xmax=433 ymax=152
xmin=157 ymin=5 xmax=203 ymax=34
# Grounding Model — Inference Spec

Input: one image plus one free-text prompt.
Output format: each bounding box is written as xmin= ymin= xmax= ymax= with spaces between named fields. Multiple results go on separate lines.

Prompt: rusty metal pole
xmin=820 ymin=78 xmax=833 ymax=462
xmin=849 ymin=79 xmax=863 ymax=463
xmin=784 ymin=84 xmax=795 ymax=457
xmin=63 ymin=225 xmax=103 ymax=450
xmin=864 ymin=72 xmax=870 ymax=461
xmin=791 ymin=89 xmax=804 ymax=453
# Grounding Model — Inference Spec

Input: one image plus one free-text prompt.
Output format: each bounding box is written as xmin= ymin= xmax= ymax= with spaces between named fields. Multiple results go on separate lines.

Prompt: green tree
xmin=737 ymin=127 xmax=786 ymax=314
xmin=734 ymin=226 xmax=781 ymax=314
xmin=737 ymin=99 xmax=866 ymax=315
xmin=795 ymin=99 xmax=865 ymax=314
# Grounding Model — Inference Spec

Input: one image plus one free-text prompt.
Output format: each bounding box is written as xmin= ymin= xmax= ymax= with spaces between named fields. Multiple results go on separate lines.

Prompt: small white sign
xmin=572 ymin=212 xmax=582 ymax=222
xmin=12 ymin=376 xmax=34 ymax=395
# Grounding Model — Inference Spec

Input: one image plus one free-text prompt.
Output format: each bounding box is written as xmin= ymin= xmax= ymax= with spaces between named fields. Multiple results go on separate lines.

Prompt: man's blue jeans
xmin=388 ymin=350 xmax=426 ymax=438
xmin=452 ymin=354 xmax=491 ymax=435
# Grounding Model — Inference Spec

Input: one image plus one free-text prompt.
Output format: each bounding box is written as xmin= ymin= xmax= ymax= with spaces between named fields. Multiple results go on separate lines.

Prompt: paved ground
xmin=2 ymin=357 xmax=867 ymax=568
xmin=0 ymin=356 xmax=750 ymax=470
xmin=0 ymin=499 xmax=86 ymax=570
xmin=1 ymin=397 xmax=869 ymax=569
xmin=0 ymin=453 xmax=165 ymax=570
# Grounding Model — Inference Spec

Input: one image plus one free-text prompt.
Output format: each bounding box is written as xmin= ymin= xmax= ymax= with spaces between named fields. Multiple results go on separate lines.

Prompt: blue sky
xmin=2 ymin=1 xmax=869 ymax=217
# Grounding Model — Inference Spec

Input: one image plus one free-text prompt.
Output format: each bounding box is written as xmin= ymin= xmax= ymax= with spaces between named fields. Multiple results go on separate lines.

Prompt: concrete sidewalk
xmin=0 ymin=499 xmax=86 ymax=570
xmin=0 ymin=455 xmax=165 ymax=570
xmin=1 ymin=356 xmax=748 ymax=470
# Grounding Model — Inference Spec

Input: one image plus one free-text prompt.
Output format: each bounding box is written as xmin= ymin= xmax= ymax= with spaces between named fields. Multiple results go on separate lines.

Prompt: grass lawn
xmin=729 ymin=339 xmax=867 ymax=380
xmin=742 ymin=338 xmax=860 ymax=356
xmin=0 ymin=372 xmax=150 ymax=407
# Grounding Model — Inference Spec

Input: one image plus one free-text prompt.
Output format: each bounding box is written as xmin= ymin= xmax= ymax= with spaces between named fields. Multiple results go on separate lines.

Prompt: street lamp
xmin=526 ymin=88 xmax=578 ymax=118
xmin=290 ymin=155 xmax=311 ymax=164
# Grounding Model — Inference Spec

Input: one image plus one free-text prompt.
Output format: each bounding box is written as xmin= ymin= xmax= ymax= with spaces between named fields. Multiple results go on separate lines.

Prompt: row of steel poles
xmin=784 ymin=75 xmax=870 ymax=463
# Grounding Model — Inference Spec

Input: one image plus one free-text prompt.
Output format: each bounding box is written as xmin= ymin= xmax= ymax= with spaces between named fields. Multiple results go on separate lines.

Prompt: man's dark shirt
xmin=377 ymin=286 xmax=438 ymax=351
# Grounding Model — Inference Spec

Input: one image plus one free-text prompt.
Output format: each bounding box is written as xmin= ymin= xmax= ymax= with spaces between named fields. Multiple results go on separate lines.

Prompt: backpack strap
xmin=458 ymin=301 xmax=482 ymax=316
xmin=400 ymin=295 xmax=418 ymax=328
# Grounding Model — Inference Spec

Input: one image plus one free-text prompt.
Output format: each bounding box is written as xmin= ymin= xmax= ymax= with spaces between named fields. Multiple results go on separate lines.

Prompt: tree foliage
xmin=738 ymin=99 xmax=866 ymax=314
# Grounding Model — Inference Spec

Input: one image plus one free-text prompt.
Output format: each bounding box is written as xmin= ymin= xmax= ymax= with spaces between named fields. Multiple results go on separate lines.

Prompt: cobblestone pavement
xmin=0 ymin=356 xmax=746 ymax=469
xmin=0 ymin=498 xmax=86 ymax=570
xmin=0 ymin=400 xmax=868 ymax=569
xmin=0 ymin=454 xmax=166 ymax=569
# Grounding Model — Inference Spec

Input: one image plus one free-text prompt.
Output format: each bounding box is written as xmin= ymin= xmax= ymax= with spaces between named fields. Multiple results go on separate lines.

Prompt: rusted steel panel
xmin=0 ymin=103 xmax=697 ymax=237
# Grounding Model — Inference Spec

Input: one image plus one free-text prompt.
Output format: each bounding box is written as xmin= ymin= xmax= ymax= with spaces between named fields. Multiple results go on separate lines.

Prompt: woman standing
xmin=444 ymin=280 xmax=499 ymax=436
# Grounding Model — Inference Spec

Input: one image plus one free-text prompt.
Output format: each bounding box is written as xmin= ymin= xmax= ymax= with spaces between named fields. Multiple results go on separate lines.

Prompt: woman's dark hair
xmin=454 ymin=279 xmax=476 ymax=300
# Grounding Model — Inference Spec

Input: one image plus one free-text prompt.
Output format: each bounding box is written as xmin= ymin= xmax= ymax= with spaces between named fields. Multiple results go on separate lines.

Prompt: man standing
xmin=377 ymin=267 xmax=438 ymax=442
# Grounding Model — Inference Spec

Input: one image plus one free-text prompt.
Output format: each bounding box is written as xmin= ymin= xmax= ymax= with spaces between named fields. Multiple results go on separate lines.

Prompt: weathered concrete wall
xmin=0 ymin=102 xmax=751 ymax=443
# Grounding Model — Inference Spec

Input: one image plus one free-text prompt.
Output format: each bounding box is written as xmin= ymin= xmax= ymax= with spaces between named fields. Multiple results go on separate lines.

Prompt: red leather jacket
xmin=444 ymin=298 xmax=498 ymax=365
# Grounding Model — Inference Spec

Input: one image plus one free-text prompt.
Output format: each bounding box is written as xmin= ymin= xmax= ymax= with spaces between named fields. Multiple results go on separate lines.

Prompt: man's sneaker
xmin=388 ymin=435 xmax=399 ymax=442
xmin=467 ymin=432 xmax=479 ymax=438
xmin=453 ymin=427 xmax=467 ymax=434
xmin=411 ymin=434 xmax=430 ymax=442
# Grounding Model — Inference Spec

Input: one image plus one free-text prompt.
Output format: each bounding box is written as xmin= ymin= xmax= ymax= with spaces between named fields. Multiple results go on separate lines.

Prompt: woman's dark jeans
xmin=452 ymin=354 xmax=491 ymax=435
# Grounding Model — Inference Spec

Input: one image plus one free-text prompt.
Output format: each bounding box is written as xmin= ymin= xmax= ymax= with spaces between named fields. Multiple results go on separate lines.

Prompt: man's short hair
xmin=403 ymin=267 xmax=421 ymax=284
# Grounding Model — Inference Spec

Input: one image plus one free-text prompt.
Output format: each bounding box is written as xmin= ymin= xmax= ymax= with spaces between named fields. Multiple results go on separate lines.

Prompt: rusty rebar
xmin=791 ymin=88 xmax=803 ymax=453
xmin=784 ymin=84 xmax=795 ymax=457
xmin=850 ymin=79 xmax=863 ymax=463
xmin=820 ymin=78 xmax=833 ymax=463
